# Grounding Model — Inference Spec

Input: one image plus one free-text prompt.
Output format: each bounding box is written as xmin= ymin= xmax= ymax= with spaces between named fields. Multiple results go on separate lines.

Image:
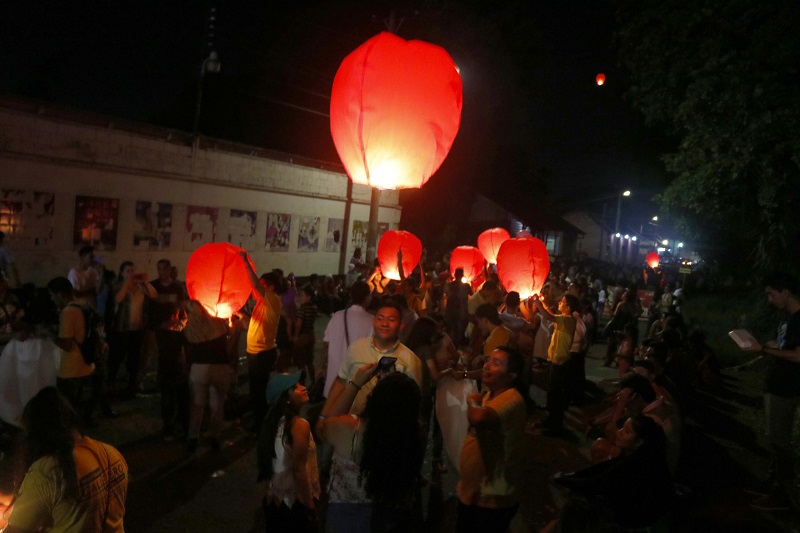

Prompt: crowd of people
xmin=0 ymin=232 xmax=796 ymax=531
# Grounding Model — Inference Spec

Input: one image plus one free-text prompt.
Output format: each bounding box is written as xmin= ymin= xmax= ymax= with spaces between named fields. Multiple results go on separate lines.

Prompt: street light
xmin=613 ymin=189 xmax=631 ymax=263
xmin=193 ymin=50 xmax=221 ymax=138
xmin=652 ymin=216 xmax=658 ymax=221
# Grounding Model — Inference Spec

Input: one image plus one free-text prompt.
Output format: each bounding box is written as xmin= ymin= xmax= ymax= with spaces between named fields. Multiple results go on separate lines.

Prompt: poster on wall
xmin=185 ymin=205 xmax=218 ymax=250
xmin=229 ymin=209 xmax=257 ymax=249
xmin=134 ymin=200 xmax=173 ymax=250
xmin=351 ymin=220 xmax=390 ymax=252
xmin=265 ymin=212 xmax=291 ymax=252
xmin=0 ymin=190 xmax=55 ymax=249
xmin=325 ymin=218 xmax=344 ymax=252
xmin=297 ymin=216 xmax=320 ymax=252
xmin=73 ymin=195 xmax=119 ymax=251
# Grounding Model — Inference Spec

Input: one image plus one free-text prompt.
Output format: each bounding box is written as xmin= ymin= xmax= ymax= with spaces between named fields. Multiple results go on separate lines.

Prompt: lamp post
xmin=192 ymin=50 xmax=221 ymax=139
xmin=613 ymin=190 xmax=630 ymax=263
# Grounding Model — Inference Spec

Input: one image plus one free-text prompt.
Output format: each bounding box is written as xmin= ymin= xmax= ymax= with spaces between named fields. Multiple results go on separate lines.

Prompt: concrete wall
xmin=0 ymin=103 xmax=401 ymax=286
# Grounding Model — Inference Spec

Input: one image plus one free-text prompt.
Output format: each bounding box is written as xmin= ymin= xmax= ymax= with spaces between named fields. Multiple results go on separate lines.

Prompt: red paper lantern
xmin=377 ymin=230 xmax=423 ymax=281
xmin=186 ymin=242 xmax=255 ymax=319
xmin=596 ymin=73 xmax=606 ymax=86
xmin=330 ymin=32 xmax=463 ymax=190
xmin=449 ymin=246 xmax=485 ymax=283
xmin=477 ymin=228 xmax=510 ymax=265
xmin=646 ymin=251 xmax=660 ymax=269
xmin=496 ymin=237 xmax=551 ymax=299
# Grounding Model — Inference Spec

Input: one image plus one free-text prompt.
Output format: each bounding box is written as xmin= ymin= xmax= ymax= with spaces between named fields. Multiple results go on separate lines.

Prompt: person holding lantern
xmin=740 ymin=272 xmax=800 ymax=511
xmin=533 ymin=293 xmax=579 ymax=432
xmin=239 ymin=252 xmax=283 ymax=435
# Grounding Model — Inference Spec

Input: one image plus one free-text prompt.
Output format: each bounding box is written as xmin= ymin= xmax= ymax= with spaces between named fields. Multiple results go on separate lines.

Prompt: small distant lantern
xmin=496 ymin=237 xmax=551 ymax=299
xmin=477 ymin=228 xmax=510 ymax=265
xmin=646 ymin=251 xmax=660 ymax=269
xmin=330 ymin=32 xmax=463 ymax=190
xmin=449 ymin=246 xmax=485 ymax=283
xmin=596 ymin=73 xmax=606 ymax=86
xmin=377 ymin=230 xmax=423 ymax=280
xmin=186 ymin=242 xmax=255 ymax=319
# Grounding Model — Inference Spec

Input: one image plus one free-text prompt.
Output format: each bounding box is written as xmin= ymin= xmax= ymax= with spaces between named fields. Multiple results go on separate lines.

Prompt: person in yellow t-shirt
xmin=475 ymin=303 xmax=512 ymax=357
xmin=5 ymin=387 xmax=128 ymax=533
xmin=457 ymin=346 xmax=526 ymax=532
xmin=240 ymin=252 xmax=283 ymax=435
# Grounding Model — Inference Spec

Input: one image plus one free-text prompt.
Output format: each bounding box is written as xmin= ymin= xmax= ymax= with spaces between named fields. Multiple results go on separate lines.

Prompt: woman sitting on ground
xmin=318 ymin=365 xmax=423 ymax=533
xmin=588 ymin=372 xmax=656 ymax=446
xmin=552 ymin=414 xmax=673 ymax=529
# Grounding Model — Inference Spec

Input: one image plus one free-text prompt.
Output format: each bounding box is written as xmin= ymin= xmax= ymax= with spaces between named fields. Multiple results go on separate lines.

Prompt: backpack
xmin=68 ymin=303 xmax=108 ymax=365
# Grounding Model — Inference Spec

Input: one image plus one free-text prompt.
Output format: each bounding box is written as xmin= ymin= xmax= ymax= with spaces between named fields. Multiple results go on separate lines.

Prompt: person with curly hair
xmin=318 ymin=364 xmax=423 ymax=533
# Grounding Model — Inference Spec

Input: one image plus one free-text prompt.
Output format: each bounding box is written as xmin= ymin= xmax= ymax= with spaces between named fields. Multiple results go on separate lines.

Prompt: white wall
xmin=0 ymin=103 xmax=401 ymax=286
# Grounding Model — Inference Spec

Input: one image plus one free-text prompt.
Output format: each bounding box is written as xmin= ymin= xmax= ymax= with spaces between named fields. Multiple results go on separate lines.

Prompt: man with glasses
xmin=321 ymin=297 xmax=421 ymax=416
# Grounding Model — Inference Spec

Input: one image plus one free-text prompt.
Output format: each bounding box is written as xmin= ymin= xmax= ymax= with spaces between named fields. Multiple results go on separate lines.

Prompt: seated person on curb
xmin=551 ymin=414 xmax=673 ymax=530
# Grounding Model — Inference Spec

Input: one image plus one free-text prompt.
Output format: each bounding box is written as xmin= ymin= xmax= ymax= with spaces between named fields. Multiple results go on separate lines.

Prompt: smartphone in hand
xmin=376 ymin=356 xmax=397 ymax=374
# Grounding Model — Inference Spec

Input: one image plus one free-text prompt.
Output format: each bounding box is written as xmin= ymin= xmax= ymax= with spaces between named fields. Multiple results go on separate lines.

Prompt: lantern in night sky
xmin=646 ymin=251 xmax=660 ymax=269
xmin=449 ymin=246 xmax=485 ymax=283
xmin=377 ymin=230 xmax=423 ymax=280
xmin=330 ymin=32 xmax=463 ymax=190
xmin=596 ymin=73 xmax=606 ymax=86
xmin=496 ymin=237 xmax=551 ymax=299
xmin=477 ymin=227 xmax=510 ymax=265
xmin=186 ymin=242 xmax=255 ymax=319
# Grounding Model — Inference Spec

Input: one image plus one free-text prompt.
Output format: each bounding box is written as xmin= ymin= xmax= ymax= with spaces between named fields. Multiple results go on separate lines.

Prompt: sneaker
xmin=751 ymin=493 xmax=790 ymax=512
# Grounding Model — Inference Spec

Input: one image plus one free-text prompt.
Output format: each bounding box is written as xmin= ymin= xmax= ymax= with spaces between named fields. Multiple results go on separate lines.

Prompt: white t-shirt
xmin=322 ymin=305 xmax=373 ymax=398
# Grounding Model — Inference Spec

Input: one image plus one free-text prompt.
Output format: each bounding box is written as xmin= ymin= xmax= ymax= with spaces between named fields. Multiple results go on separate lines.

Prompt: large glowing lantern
xmin=450 ymin=246 xmax=485 ymax=283
xmin=496 ymin=237 xmax=551 ymax=299
xmin=186 ymin=243 xmax=255 ymax=319
xmin=596 ymin=73 xmax=606 ymax=86
xmin=330 ymin=32 xmax=463 ymax=190
xmin=646 ymin=252 xmax=660 ymax=269
xmin=477 ymin=228 xmax=510 ymax=265
xmin=377 ymin=230 xmax=423 ymax=280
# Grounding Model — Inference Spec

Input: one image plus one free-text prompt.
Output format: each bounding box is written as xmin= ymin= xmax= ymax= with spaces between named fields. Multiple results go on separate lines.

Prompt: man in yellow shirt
xmin=240 ymin=252 xmax=283 ymax=434
xmin=533 ymin=293 xmax=579 ymax=432
xmin=475 ymin=303 xmax=512 ymax=357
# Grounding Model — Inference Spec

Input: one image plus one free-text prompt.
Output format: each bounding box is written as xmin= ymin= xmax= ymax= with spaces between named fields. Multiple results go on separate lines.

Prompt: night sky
xmin=0 ymin=0 xmax=671 ymax=238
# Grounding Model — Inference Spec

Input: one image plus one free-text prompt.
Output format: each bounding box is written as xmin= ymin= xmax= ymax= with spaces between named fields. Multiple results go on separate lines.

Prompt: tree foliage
xmin=615 ymin=0 xmax=800 ymax=276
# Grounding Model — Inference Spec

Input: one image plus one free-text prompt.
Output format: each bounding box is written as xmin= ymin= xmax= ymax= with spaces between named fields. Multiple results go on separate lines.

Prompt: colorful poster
xmin=0 ymin=190 xmax=55 ymax=249
xmin=351 ymin=220 xmax=368 ymax=251
xmin=265 ymin=212 xmax=291 ymax=252
xmin=185 ymin=205 xmax=218 ymax=249
xmin=325 ymin=218 xmax=344 ymax=252
xmin=73 ymin=195 xmax=119 ymax=251
xmin=297 ymin=216 xmax=320 ymax=252
xmin=351 ymin=220 xmax=390 ymax=250
xmin=229 ymin=209 xmax=257 ymax=249
xmin=134 ymin=201 xmax=173 ymax=250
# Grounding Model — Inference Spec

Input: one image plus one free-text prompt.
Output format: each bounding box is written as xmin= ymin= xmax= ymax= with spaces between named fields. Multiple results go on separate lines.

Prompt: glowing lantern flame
xmin=377 ymin=230 xmax=423 ymax=280
xmin=477 ymin=227 xmax=510 ymax=265
xmin=496 ymin=237 xmax=551 ymax=299
xmin=330 ymin=32 xmax=463 ymax=190
xmin=646 ymin=252 xmax=660 ymax=269
xmin=449 ymin=246 xmax=485 ymax=284
xmin=596 ymin=73 xmax=606 ymax=86
xmin=186 ymin=242 xmax=255 ymax=319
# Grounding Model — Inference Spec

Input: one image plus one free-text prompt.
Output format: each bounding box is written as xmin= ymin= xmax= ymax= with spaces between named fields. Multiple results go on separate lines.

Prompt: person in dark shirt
xmin=743 ymin=272 xmax=800 ymax=511
xmin=293 ymin=285 xmax=318 ymax=387
xmin=155 ymin=303 xmax=189 ymax=440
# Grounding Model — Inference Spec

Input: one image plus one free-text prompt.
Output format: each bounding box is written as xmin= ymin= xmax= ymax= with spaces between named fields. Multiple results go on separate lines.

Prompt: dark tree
xmin=615 ymin=0 xmax=800 ymax=276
